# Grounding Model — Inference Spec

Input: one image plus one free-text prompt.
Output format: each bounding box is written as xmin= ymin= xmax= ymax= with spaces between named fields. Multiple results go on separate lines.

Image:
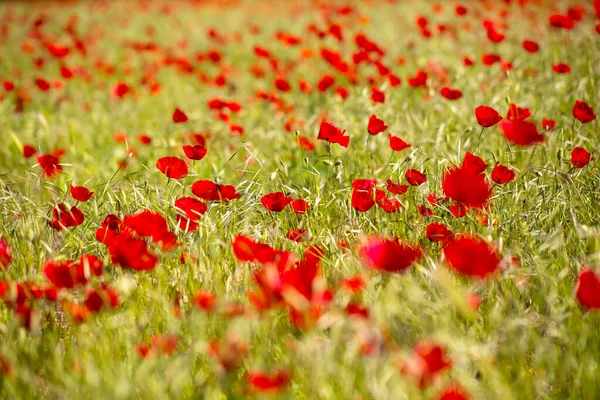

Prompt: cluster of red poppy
xmin=1 ymin=0 xmax=600 ymax=396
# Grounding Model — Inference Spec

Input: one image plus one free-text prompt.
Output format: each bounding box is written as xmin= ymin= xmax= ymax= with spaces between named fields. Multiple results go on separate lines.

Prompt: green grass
xmin=1 ymin=0 xmax=600 ymax=398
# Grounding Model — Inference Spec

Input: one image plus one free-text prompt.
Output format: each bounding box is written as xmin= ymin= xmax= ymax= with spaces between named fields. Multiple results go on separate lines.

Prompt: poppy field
xmin=1 ymin=0 xmax=600 ymax=398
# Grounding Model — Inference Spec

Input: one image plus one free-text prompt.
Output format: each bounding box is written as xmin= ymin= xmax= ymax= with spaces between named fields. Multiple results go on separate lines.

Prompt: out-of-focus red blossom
xmin=506 ymin=104 xmax=532 ymax=121
xmin=23 ymin=144 xmax=37 ymax=158
xmin=576 ymin=268 xmax=600 ymax=310
xmin=108 ymin=235 xmax=158 ymax=271
xmin=261 ymin=192 xmax=292 ymax=212
xmin=208 ymin=333 xmax=249 ymax=372
xmin=50 ymin=203 xmax=84 ymax=230
xmin=70 ymin=185 xmax=94 ymax=202
xmin=0 ymin=237 xmax=12 ymax=268
xmin=232 ymin=235 xmax=295 ymax=269
xmin=405 ymin=169 xmax=427 ymax=186
xmin=443 ymin=235 xmax=501 ymax=279
xmin=500 ymin=120 xmax=544 ymax=146
xmin=340 ymin=274 xmax=367 ymax=294
xmin=156 ymin=156 xmax=188 ymax=179
xmin=389 ymin=134 xmax=411 ymax=152
xmin=111 ymin=82 xmax=131 ymax=98
xmin=371 ymin=87 xmax=385 ymax=103
xmin=44 ymin=255 xmax=103 ymax=289
xmin=475 ymin=105 xmax=502 ymax=127
xmin=571 ymin=147 xmax=591 ymax=168
xmin=522 ymin=40 xmax=539 ymax=53
xmin=442 ymin=153 xmax=491 ymax=210
xmin=182 ymin=145 xmax=207 ymax=160
xmin=437 ymin=384 xmax=471 ymax=400
xmin=317 ymin=121 xmax=349 ymax=148
xmin=35 ymin=78 xmax=50 ymax=91
xmin=298 ymin=136 xmax=315 ymax=151
xmin=549 ymin=14 xmax=574 ymax=29
xmin=193 ymin=290 xmax=217 ymax=312
xmin=290 ymin=199 xmax=309 ymax=215
xmin=345 ymin=302 xmax=369 ymax=319
xmin=367 ymin=114 xmax=387 ymax=135
xmin=351 ymin=179 xmax=377 ymax=212
xmin=552 ymin=63 xmax=571 ymax=74
xmin=440 ymin=87 xmax=462 ymax=100
xmin=358 ymin=236 xmax=422 ymax=273
xmin=172 ymin=107 xmax=188 ymax=123
xmin=481 ymin=53 xmax=501 ymax=66
xmin=37 ymin=154 xmax=62 ymax=178
xmin=3 ymin=80 xmax=15 ymax=91
xmin=542 ymin=119 xmax=556 ymax=131
xmin=84 ymin=284 xmax=119 ymax=312
xmin=572 ymin=100 xmax=596 ymax=124
xmin=426 ymin=223 xmax=453 ymax=243
xmin=286 ymin=229 xmax=307 ymax=242
xmin=191 ymin=180 xmax=241 ymax=202
xmin=0 ymin=352 xmax=12 ymax=376
xmin=419 ymin=204 xmax=434 ymax=217
xmin=401 ymin=340 xmax=452 ymax=388
xmin=247 ymin=370 xmax=291 ymax=393
xmin=491 ymin=163 xmax=515 ymax=184
xmin=408 ymin=70 xmax=428 ymax=87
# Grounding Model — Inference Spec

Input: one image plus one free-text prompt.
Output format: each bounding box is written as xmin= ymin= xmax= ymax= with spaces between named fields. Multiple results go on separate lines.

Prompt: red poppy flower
xmin=571 ymin=147 xmax=591 ymax=168
xmin=286 ymin=229 xmax=307 ymax=242
xmin=437 ymin=384 xmax=470 ymax=400
xmin=386 ymin=179 xmax=409 ymax=195
xmin=275 ymin=78 xmax=291 ymax=92
xmin=290 ymin=199 xmax=309 ymax=215
xmin=156 ymin=156 xmax=188 ymax=179
xmin=261 ymin=192 xmax=292 ymax=212
xmin=172 ymin=107 xmax=188 ymax=123
xmin=542 ymin=119 xmax=556 ymax=130
xmin=351 ymin=179 xmax=377 ymax=212
xmin=358 ymin=236 xmax=422 ymax=273
xmin=462 ymin=152 xmax=488 ymax=174
xmin=111 ymin=82 xmax=131 ymax=98
xmin=440 ymin=87 xmax=462 ymax=100
xmin=85 ymin=284 xmax=119 ymax=312
xmin=443 ymin=235 xmax=501 ymax=279
xmin=317 ymin=74 xmax=335 ymax=92
xmin=35 ymin=78 xmax=50 ymax=91
xmin=37 ymin=154 xmax=63 ymax=178
xmin=23 ymin=144 xmax=37 ymax=158
xmin=491 ymin=163 xmax=515 ymax=184
xmin=506 ymin=103 xmax=531 ymax=121
xmin=0 ymin=237 xmax=12 ymax=268
xmin=50 ymin=204 xmax=84 ymax=230
xmin=3 ymin=80 xmax=14 ymax=91
xmin=426 ymin=223 xmax=453 ymax=243
xmin=481 ymin=54 xmax=501 ymax=66
xmin=182 ymin=145 xmax=207 ymax=160
xmin=108 ymin=235 xmax=158 ymax=271
xmin=475 ymin=106 xmax=502 ymax=127
xmin=549 ymin=14 xmax=574 ymax=29
xmin=191 ymin=180 xmax=241 ymax=202
xmin=405 ymin=169 xmax=426 ymax=186
xmin=298 ymin=136 xmax=315 ymax=151
xmin=572 ymin=100 xmax=596 ymax=123
xmin=500 ymin=120 xmax=544 ymax=146
xmin=389 ymin=134 xmax=411 ymax=152
xmin=552 ymin=63 xmax=571 ymax=74
xmin=442 ymin=165 xmax=491 ymax=210
xmin=247 ymin=370 xmax=290 ymax=393
xmin=367 ymin=114 xmax=387 ymax=135
xmin=408 ymin=70 xmax=428 ymax=87
xmin=371 ymin=87 xmax=385 ymax=103
xmin=317 ymin=121 xmax=350 ymax=148
xmin=522 ymin=40 xmax=539 ymax=53
xmin=575 ymin=268 xmax=600 ymax=310
xmin=70 ymin=185 xmax=94 ymax=202
xmin=375 ymin=190 xmax=402 ymax=213
xmin=401 ymin=340 xmax=452 ymax=388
